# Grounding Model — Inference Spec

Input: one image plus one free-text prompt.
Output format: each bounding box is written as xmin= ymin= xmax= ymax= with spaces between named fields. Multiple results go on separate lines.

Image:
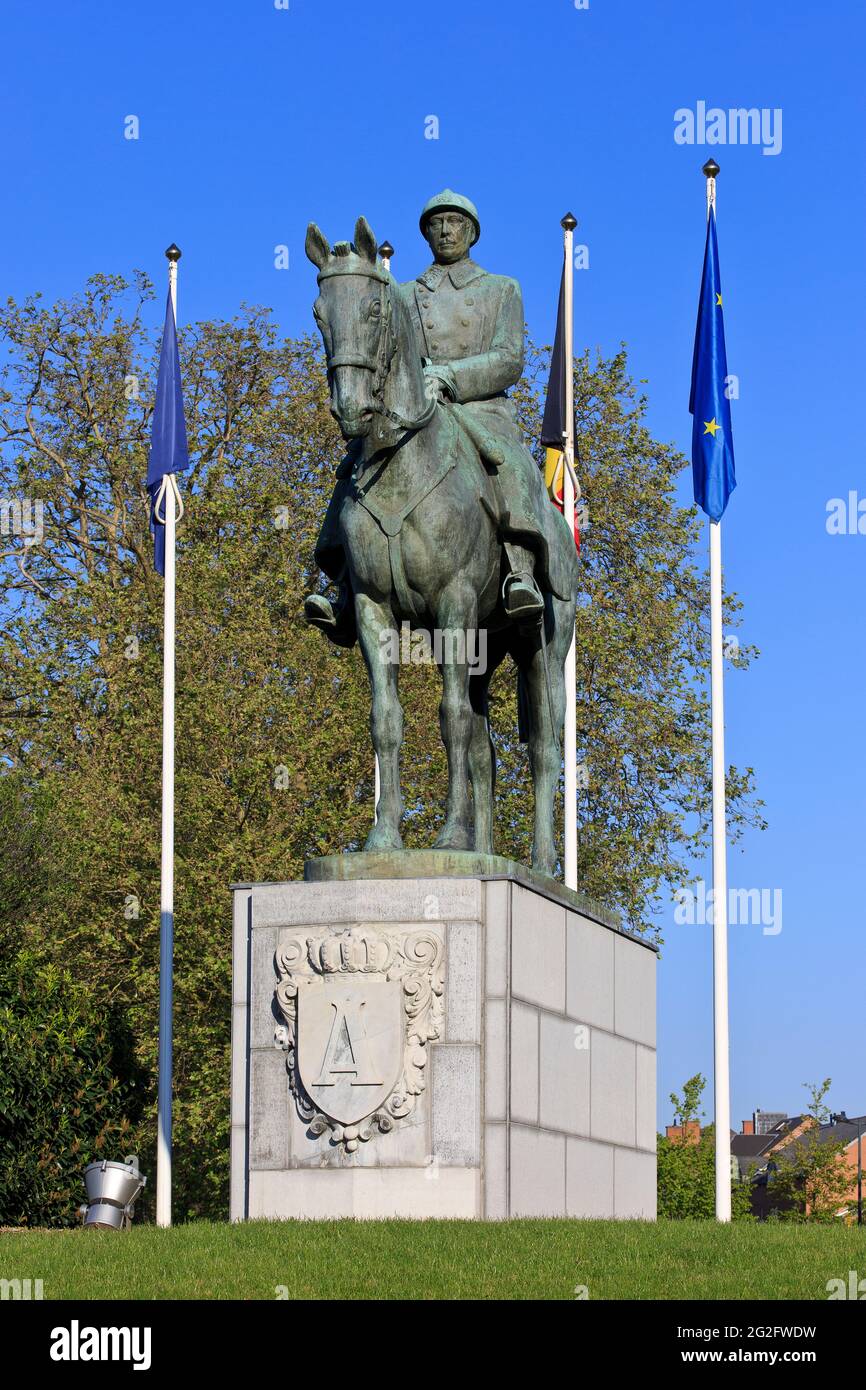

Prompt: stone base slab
xmin=230 ymin=867 xmax=657 ymax=1221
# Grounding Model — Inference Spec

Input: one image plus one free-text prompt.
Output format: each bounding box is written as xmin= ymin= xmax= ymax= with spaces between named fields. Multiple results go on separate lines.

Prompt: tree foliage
xmin=764 ymin=1080 xmax=856 ymax=1222
xmin=669 ymin=1072 xmax=706 ymax=1132
xmin=0 ymin=274 xmax=762 ymax=1219
xmin=657 ymin=1074 xmax=753 ymax=1221
xmin=0 ymin=949 xmax=144 ymax=1226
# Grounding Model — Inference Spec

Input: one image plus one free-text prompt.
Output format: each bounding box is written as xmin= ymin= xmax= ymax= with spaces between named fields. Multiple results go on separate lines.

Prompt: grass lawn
xmin=2 ymin=1219 xmax=864 ymax=1300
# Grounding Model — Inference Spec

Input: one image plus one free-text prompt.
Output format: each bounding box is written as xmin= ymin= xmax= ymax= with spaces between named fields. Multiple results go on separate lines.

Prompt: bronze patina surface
xmin=304 ymin=194 xmax=580 ymax=876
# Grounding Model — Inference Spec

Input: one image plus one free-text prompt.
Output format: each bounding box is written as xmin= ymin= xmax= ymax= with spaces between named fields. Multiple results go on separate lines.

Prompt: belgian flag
xmin=541 ymin=267 xmax=579 ymax=549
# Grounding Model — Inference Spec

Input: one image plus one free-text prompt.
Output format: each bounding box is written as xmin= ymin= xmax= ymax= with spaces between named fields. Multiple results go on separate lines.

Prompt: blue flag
xmin=689 ymin=211 xmax=736 ymax=521
xmin=147 ymin=290 xmax=189 ymax=575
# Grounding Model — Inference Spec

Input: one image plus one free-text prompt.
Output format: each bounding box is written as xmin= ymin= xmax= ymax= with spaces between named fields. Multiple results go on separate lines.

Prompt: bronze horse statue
xmin=306 ymin=216 xmax=578 ymax=876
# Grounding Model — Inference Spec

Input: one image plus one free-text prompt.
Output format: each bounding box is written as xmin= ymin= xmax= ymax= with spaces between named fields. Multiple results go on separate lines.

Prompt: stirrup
xmin=503 ymin=571 xmax=544 ymax=622
xmin=303 ymin=592 xmax=357 ymax=648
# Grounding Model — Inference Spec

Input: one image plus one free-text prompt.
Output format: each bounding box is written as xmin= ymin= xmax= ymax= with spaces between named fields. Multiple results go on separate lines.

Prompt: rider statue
xmin=304 ymin=189 xmax=562 ymax=644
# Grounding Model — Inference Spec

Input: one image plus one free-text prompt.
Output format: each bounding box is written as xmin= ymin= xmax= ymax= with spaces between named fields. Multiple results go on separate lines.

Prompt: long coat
xmin=401 ymin=259 xmax=571 ymax=600
xmin=315 ymin=259 xmax=572 ymax=601
xmin=402 ymin=258 xmax=524 ymax=409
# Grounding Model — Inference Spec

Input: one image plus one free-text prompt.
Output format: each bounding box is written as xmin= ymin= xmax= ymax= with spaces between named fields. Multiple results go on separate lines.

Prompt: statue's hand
xmin=423 ymin=363 xmax=457 ymax=401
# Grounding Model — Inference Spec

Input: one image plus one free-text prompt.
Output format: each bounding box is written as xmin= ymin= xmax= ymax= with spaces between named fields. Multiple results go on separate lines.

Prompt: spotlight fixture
xmin=82 ymin=1155 xmax=146 ymax=1230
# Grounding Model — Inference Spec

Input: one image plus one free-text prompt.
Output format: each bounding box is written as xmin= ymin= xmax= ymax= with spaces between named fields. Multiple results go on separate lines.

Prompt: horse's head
xmin=306 ymin=216 xmax=432 ymax=448
xmin=305 ymin=216 xmax=394 ymax=440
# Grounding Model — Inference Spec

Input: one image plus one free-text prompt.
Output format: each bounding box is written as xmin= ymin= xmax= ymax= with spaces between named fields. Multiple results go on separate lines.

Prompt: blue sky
xmin=2 ymin=0 xmax=864 ymax=1132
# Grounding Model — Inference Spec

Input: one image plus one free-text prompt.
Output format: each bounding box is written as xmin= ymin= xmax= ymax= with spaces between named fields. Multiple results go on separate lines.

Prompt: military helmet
xmin=419 ymin=189 xmax=480 ymax=245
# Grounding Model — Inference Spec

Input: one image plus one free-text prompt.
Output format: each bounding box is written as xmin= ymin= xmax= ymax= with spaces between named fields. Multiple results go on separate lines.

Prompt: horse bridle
xmin=317 ymin=261 xmax=437 ymax=433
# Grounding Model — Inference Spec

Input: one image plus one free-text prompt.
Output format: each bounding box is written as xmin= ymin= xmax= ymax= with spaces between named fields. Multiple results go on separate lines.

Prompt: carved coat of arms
xmin=274 ymin=927 xmax=444 ymax=1152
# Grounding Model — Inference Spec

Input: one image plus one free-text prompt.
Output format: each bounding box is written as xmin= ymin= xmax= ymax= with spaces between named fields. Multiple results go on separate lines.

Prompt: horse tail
xmin=517 ymin=667 xmax=531 ymax=745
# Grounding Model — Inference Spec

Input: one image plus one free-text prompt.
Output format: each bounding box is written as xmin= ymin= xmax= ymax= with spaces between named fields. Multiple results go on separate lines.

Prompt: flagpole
xmin=703 ymin=159 xmax=732 ymax=1222
xmin=374 ymin=239 xmax=394 ymax=828
xmin=560 ymin=212 xmax=578 ymax=890
xmin=156 ymin=241 xmax=182 ymax=1229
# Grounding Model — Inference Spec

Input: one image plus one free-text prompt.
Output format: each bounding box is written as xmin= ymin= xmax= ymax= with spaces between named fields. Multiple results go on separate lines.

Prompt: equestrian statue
xmin=303 ymin=190 xmax=579 ymax=876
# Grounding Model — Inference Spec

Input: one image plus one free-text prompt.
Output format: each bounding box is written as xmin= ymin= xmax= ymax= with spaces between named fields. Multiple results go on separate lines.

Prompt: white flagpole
xmin=156 ymin=242 xmax=182 ymax=1228
xmin=373 ymin=239 xmax=394 ymax=828
xmin=560 ymin=212 xmax=578 ymax=890
xmin=703 ymin=161 xmax=732 ymax=1222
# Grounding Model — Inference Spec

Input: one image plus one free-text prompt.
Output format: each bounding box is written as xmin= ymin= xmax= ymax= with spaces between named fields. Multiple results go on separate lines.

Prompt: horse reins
xmin=317 ymin=260 xmax=437 ymax=433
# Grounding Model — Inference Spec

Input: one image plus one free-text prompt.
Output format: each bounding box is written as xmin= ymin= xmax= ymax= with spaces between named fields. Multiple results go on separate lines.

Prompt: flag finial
xmin=378 ymin=240 xmax=394 ymax=260
xmin=560 ymin=212 xmax=577 ymax=231
xmin=702 ymin=159 xmax=720 ymax=179
xmin=164 ymin=243 xmax=182 ymax=262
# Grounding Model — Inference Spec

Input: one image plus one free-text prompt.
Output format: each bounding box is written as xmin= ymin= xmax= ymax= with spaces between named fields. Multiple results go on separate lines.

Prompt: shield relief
xmin=297 ymin=979 xmax=403 ymax=1127
xmin=274 ymin=925 xmax=445 ymax=1152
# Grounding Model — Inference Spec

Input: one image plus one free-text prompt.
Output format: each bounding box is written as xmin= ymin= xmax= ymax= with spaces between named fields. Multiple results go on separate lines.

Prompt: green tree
xmin=0 ymin=772 xmax=52 ymax=964
xmin=670 ymin=1072 xmax=706 ymax=1132
xmin=657 ymin=1074 xmax=752 ymax=1220
xmin=0 ymin=275 xmax=763 ymax=1219
xmin=0 ymin=949 xmax=144 ymax=1226
xmin=764 ymin=1080 xmax=854 ymax=1222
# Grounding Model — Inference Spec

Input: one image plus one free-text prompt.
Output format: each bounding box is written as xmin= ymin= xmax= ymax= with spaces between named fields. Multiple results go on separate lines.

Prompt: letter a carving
xmin=312 ymin=991 xmax=382 ymax=1087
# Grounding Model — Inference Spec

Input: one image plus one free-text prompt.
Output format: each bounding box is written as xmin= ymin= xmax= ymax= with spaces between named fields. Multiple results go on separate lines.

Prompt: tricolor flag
xmin=689 ymin=210 xmax=736 ymax=520
xmin=541 ymin=267 xmax=579 ymax=549
xmin=146 ymin=290 xmax=189 ymax=574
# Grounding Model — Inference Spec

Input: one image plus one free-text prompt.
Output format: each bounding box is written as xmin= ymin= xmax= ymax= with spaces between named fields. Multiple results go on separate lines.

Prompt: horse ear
xmin=354 ymin=216 xmax=378 ymax=264
xmin=305 ymin=223 xmax=330 ymax=269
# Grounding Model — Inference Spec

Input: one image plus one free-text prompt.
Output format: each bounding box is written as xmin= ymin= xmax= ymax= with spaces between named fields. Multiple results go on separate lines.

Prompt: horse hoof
xmin=364 ymin=824 xmax=403 ymax=852
xmin=433 ymin=823 xmax=474 ymax=852
xmin=532 ymin=853 xmax=557 ymax=879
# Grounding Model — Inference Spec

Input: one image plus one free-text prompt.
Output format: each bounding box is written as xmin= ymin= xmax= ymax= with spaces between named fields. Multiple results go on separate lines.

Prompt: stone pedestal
xmin=230 ymin=855 xmax=657 ymax=1221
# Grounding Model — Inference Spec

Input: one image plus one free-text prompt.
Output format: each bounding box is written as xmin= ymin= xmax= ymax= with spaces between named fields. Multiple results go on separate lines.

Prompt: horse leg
xmin=468 ymin=669 xmax=494 ymax=856
xmin=522 ymin=601 xmax=569 ymax=877
xmin=433 ymin=583 xmax=476 ymax=851
xmin=355 ymin=592 xmax=404 ymax=851
xmin=468 ymin=628 xmax=506 ymax=856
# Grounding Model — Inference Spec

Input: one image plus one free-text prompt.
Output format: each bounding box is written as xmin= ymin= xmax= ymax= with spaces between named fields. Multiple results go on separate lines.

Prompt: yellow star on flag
xmin=703 ymin=418 xmax=722 ymax=437
xmin=716 ymin=293 xmax=723 ymax=307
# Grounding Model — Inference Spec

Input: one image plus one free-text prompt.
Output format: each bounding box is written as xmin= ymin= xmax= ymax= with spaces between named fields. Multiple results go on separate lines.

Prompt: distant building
xmin=731 ymin=1111 xmax=803 ymax=1177
xmin=664 ymin=1106 xmax=864 ymax=1219
xmin=753 ymin=1109 xmax=788 ymax=1136
xmin=664 ymin=1120 xmax=701 ymax=1145
xmin=731 ymin=1110 xmax=865 ymax=1220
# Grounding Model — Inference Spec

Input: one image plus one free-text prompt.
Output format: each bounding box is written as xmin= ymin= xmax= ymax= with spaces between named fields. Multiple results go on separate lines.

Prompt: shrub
xmin=0 ymin=950 xmax=145 ymax=1226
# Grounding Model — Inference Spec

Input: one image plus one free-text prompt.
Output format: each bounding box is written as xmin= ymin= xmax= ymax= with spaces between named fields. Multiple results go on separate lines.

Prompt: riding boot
xmin=304 ymin=577 xmax=357 ymax=648
xmin=502 ymin=542 xmax=544 ymax=623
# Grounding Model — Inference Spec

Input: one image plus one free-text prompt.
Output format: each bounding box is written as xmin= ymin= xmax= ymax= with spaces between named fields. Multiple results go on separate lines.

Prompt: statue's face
xmin=424 ymin=211 xmax=474 ymax=264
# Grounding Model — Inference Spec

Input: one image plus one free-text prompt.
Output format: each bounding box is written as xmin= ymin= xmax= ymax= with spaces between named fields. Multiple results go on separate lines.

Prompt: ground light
xmin=82 ymin=1155 xmax=146 ymax=1230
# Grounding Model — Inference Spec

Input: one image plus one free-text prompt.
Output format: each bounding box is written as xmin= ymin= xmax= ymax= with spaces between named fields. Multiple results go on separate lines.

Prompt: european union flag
xmin=689 ymin=211 xmax=736 ymax=521
xmin=146 ymin=290 xmax=189 ymax=575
